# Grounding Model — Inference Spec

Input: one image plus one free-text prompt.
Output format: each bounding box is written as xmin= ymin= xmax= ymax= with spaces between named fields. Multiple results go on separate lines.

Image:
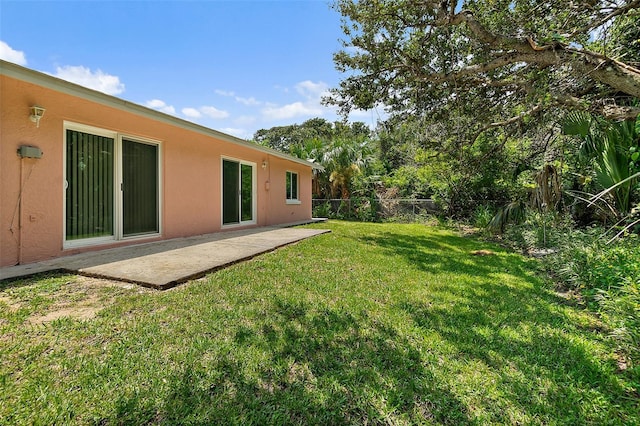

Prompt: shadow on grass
xmin=357 ymin=230 xmax=539 ymax=279
xmin=0 ymin=271 xmax=69 ymax=293
xmin=148 ymin=300 xmax=470 ymax=424
xmin=360 ymin=228 xmax=637 ymax=423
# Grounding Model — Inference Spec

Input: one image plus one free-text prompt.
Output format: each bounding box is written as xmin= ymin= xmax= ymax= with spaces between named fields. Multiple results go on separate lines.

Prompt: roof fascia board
xmin=0 ymin=60 xmax=323 ymax=171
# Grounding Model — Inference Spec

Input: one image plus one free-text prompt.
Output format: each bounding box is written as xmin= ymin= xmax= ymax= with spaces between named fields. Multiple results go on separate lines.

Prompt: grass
xmin=1 ymin=221 xmax=638 ymax=425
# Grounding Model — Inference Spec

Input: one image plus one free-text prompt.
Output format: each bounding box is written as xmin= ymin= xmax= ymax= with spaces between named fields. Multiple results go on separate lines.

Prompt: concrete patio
xmin=0 ymin=223 xmax=330 ymax=289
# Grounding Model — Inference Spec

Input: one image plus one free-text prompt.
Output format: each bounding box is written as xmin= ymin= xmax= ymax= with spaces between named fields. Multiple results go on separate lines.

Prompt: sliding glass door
xmin=65 ymin=125 xmax=160 ymax=246
xmin=222 ymin=159 xmax=254 ymax=225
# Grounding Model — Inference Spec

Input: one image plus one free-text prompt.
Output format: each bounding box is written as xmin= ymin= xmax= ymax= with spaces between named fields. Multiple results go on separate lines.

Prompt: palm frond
xmin=488 ymin=200 xmax=527 ymax=233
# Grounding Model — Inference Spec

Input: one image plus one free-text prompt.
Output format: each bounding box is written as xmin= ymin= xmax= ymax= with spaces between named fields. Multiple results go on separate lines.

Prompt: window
xmin=286 ymin=171 xmax=299 ymax=204
xmin=64 ymin=123 xmax=161 ymax=247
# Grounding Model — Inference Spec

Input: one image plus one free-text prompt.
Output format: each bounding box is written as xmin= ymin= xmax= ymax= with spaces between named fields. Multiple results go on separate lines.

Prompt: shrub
xmin=472 ymin=205 xmax=494 ymax=229
xmin=313 ymin=201 xmax=332 ymax=218
xmin=491 ymin=215 xmax=639 ymax=372
xmin=548 ymin=229 xmax=640 ymax=371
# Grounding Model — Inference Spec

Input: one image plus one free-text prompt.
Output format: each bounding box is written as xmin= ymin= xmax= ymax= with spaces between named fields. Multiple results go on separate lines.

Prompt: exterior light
xmin=262 ymin=160 xmax=268 ymax=169
xmin=29 ymin=105 xmax=46 ymax=127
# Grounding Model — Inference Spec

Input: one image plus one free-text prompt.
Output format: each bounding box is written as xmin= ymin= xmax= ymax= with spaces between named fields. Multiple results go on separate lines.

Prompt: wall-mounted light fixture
xmin=262 ymin=160 xmax=268 ymax=169
xmin=29 ymin=105 xmax=46 ymax=128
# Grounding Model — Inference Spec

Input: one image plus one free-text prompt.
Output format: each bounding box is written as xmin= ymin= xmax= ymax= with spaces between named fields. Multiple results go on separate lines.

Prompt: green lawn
xmin=1 ymin=221 xmax=638 ymax=425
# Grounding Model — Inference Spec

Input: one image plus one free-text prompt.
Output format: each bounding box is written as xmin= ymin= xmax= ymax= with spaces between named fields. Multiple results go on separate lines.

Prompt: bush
xmin=597 ymin=277 xmax=640 ymax=369
xmin=313 ymin=201 xmax=332 ymax=218
xmin=472 ymin=205 xmax=494 ymax=229
xmin=312 ymin=198 xmax=380 ymax=222
xmin=491 ymin=215 xmax=639 ymax=373
xmin=493 ymin=211 xmax=574 ymax=252
xmin=548 ymin=229 xmax=640 ymax=372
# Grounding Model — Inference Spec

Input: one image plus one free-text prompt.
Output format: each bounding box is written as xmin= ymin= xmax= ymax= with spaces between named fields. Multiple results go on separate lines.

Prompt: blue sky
xmin=1 ymin=0 xmax=373 ymax=139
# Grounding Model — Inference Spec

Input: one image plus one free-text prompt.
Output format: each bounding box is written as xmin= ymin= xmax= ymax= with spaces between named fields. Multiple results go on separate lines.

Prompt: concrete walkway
xmin=0 ymin=224 xmax=330 ymax=289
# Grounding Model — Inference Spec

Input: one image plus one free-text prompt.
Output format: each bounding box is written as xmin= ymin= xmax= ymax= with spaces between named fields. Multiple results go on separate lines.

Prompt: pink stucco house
xmin=0 ymin=60 xmax=321 ymax=267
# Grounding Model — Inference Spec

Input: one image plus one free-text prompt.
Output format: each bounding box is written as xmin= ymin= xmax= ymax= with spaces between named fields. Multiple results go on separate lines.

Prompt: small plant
xmin=312 ymin=201 xmax=332 ymax=218
xmin=472 ymin=205 xmax=494 ymax=229
xmin=488 ymin=200 xmax=527 ymax=233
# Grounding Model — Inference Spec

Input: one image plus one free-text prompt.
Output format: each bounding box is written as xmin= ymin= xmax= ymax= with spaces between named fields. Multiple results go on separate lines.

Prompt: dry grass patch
xmin=28 ymin=276 xmax=145 ymax=324
xmin=0 ymin=274 xmax=148 ymax=325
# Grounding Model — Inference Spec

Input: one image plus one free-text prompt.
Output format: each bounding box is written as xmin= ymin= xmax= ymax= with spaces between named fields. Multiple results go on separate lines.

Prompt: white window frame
xmin=286 ymin=170 xmax=301 ymax=205
xmin=63 ymin=121 xmax=162 ymax=249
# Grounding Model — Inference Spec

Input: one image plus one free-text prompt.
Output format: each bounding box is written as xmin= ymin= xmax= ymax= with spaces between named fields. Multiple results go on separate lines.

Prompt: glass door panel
xmin=222 ymin=159 xmax=240 ymax=224
xmin=241 ymin=164 xmax=253 ymax=222
xmin=122 ymin=139 xmax=159 ymax=236
xmin=65 ymin=130 xmax=114 ymax=240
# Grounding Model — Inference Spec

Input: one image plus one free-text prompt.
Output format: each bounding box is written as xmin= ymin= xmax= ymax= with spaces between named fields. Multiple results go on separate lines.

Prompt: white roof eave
xmin=0 ymin=60 xmax=324 ymax=171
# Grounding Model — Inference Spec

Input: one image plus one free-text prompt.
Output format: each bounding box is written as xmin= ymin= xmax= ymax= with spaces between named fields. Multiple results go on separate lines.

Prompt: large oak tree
xmin=328 ymin=0 xmax=640 ymax=143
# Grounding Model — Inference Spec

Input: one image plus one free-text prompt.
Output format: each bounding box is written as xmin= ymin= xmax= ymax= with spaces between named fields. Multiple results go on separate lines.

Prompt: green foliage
xmin=546 ymin=229 xmax=640 ymax=371
xmin=483 ymin=211 xmax=639 ymax=372
xmin=600 ymin=13 xmax=640 ymax=65
xmin=254 ymin=118 xmax=370 ymax=156
xmin=323 ymin=138 xmax=375 ymax=199
xmin=472 ymin=205 xmax=495 ymax=229
xmin=488 ymin=200 xmax=527 ymax=233
xmin=598 ymin=120 xmax=640 ymax=214
xmin=312 ymin=200 xmax=332 ymax=218
xmin=562 ymin=111 xmax=602 ymax=161
xmin=329 ymin=0 xmax=640 ymax=149
xmin=382 ymin=165 xmax=432 ymax=198
xmin=598 ymin=278 xmax=640 ymax=370
xmin=312 ymin=197 xmax=379 ymax=222
xmin=254 ymin=119 xmax=375 ymax=200
xmin=563 ymin=114 xmax=640 ymax=215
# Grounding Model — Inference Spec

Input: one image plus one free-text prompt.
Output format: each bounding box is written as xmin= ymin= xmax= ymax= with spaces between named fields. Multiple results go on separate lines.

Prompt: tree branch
xmin=471 ymin=104 xmax=545 ymax=143
xmin=416 ymin=52 xmax=557 ymax=84
xmin=567 ymin=0 xmax=640 ymax=39
xmin=602 ymin=104 xmax=640 ymax=120
xmin=433 ymin=8 xmax=640 ymax=98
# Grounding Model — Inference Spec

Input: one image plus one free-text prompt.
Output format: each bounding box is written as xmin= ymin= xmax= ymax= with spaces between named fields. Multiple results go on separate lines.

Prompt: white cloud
xmin=181 ymin=107 xmax=202 ymax=118
xmin=200 ymin=106 xmax=229 ymax=119
xmin=236 ymin=96 xmax=261 ymax=106
xmin=260 ymin=80 xmax=331 ymax=121
xmin=262 ymin=101 xmax=324 ymax=120
xmin=54 ymin=65 xmax=125 ymax=95
xmin=215 ymin=89 xmax=235 ymax=97
xmin=216 ymin=89 xmax=262 ymax=107
xmin=295 ymin=80 xmax=330 ymax=98
xmin=0 ymin=41 xmax=27 ymax=65
xmin=145 ymin=99 xmax=176 ymax=115
xmin=179 ymin=105 xmax=229 ymax=121
xmin=221 ymin=127 xmax=251 ymax=139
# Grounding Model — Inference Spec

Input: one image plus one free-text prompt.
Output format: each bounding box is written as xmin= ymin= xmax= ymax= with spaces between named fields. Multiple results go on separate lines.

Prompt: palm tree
xmin=563 ymin=113 xmax=639 ymax=215
xmin=322 ymin=138 xmax=374 ymax=199
xmin=289 ymin=138 xmax=327 ymax=198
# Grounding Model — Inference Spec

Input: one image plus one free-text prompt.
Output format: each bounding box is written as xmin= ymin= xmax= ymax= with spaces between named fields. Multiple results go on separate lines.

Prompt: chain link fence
xmin=312 ymin=198 xmax=439 ymax=222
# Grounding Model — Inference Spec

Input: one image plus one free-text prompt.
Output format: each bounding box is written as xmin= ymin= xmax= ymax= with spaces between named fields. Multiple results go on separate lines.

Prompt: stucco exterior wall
xmin=1 ymin=72 xmax=315 ymax=266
